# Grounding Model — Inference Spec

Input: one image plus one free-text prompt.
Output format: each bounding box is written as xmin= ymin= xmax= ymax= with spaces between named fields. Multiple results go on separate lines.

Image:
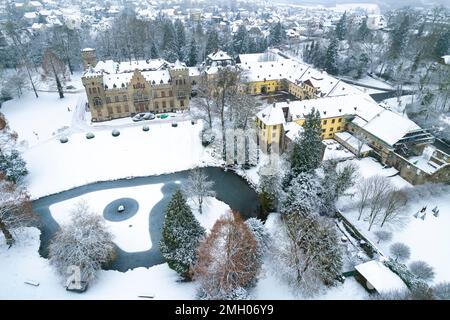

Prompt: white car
xmin=132 ymin=112 xmax=155 ymax=122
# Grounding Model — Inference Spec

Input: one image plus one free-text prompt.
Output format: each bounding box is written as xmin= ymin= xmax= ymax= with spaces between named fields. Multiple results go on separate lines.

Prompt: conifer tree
xmin=324 ymin=38 xmax=339 ymax=75
xmin=290 ymin=108 xmax=324 ymax=176
xmin=160 ymin=190 xmax=205 ymax=280
xmin=335 ymin=12 xmax=347 ymax=41
xmin=187 ymin=38 xmax=198 ymax=67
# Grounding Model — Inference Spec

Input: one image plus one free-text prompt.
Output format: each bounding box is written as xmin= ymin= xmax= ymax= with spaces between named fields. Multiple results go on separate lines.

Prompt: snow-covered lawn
xmin=341 ymin=193 xmax=450 ymax=284
xmin=338 ymin=157 xmax=450 ymax=284
xmin=23 ymin=120 xmax=209 ymax=199
xmin=1 ymin=91 xmax=82 ymax=147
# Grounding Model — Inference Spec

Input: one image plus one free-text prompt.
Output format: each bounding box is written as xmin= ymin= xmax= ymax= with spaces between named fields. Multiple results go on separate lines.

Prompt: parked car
xmin=132 ymin=112 xmax=155 ymax=122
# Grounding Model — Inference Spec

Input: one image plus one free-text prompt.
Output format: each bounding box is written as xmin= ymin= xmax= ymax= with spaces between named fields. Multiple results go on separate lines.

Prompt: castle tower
xmin=169 ymin=61 xmax=191 ymax=110
xmin=81 ymin=48 xmax=97 ymax=70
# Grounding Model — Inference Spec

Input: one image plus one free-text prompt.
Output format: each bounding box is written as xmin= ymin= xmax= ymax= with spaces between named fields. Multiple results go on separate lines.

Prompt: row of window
xmin=321 ymin=126 xmax=342 ymax=133
xmin=323 ymin=118 xmax=342 ymax=125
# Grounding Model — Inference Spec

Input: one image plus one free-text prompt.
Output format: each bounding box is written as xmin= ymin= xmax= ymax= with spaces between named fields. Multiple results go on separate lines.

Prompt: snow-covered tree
xmin=409 ymin=261 xmax=435 ymax=283
xmin=48 ymin=201 xmax=115 ymax=288
xmin=193 ymin=212 xmax=259 ymax=299
xmin=272 ymin=214 xmax=343 ymax=295
xmin=205 ymin=29 xmax=219 ymax=55
xmin=321 ymin=161 xmax=358 ymax=215
xmin=187 ymin=38 xmax=198 ymax=67
xmin=0 ymin=149 xmax=28 ymax=184
xmin=335 ymin=12 xmax=347 ymax=41
xmin=379 ymin=190 xmax=407 ymax=228
xmin=42 ymin=48 xmax=66 ymax=99
xmin=433 ymin=282 xmax=450 ymax=300
xmin=280 ymin=172 xmax=323 ymax=217
xmin=0 ymin=178 xmax=34 ymax=247
xmin=269 ymin=22 xmax=284 ymax=46
xmin=184 ymin=168 xmax=216 ymax=215
xmin=245 ymin=218 xmax=270 ymax=261
xmin=374 ymin=230 xmax=393 ymax=244
xmin=257 ymin=162 xmax=281 ymax=219
xmin=366 ymin=176 xmax=393 ymax=231
xmin=324 ymin=38 xmax=339 ymax=75
xmin=390 ymin=242 xmax=411 ymax=262
xmin=289 ymin=108 xmax=324 ymax=177
xmin=160 ymin=190 xmax=205 ymax=279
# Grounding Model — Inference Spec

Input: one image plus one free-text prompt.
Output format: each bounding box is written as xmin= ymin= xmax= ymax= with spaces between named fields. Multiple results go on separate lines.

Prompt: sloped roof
xmin=355 ymin=260 xmax=408 ymax=293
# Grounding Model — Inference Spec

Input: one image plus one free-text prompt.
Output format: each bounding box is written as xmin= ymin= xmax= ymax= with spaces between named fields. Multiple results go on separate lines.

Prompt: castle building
xmin=81 ymin=49 xmax=191 ymax=122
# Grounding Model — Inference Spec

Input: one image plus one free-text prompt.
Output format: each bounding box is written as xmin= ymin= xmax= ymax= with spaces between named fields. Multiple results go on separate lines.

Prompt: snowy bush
xmin=59 ymin=136 xmax=68 ymax=143
xmin=160 ymin=190 xmax=205 ymax=280
xmin=0 ymin=150 xmax=28 ymax=184
xmin=245 ymin=218 xmax=270 ymax=259
xmin=172 ymin=122 xmax=178 ymax=127
xmin=48 ymin=201 xmax=115 ymax=289
xmin=374 ymin=230 xmax=393 ymax=244
xmin=184 ymin=168 xmax=216 ymax=215
xmin=142 ymin=125 xmax=149 ymax=132
xmin=390 ymin=242 xmax=411 ymax=262
xmin=111 ymin=129 xmax=120 ymax=137
xmin=383 ymin=258 xmax=425 ymax=289
xmin=433 ymin=282 xmax=450 ymax=300
xmin=85 ymin=132 xmax=95 ymax=139
xmin=201 ymin=129 xmax=215 ymax=147
xmin=409 ymin=261 xmax=435 ymax=283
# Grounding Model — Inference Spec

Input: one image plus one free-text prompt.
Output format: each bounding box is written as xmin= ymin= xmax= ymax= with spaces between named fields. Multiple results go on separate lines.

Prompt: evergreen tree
xmin=269 ymin=22 xmax=284 ymax=46
xmin=356 ymin=53 xmax=369 ymax=78
xmin=150 ymin=42 xmax=158 ymax=59
xmin=187 ymin=38 xmax=198 ymax=67
xmin=0 ymin=149 xmax=28 ymax=184
xmin=357 ymin=17 xmax=370 ymax=42
xmin=324 ymin=38 xmax=339 ymax=75
xmin=388 ymin=14 xmax=410 ymax=60
xmin=434 ymin=29 xmax=450 ymax=59
xmin=335 ymin=12 xmax=347 ymax=41
xmin=162 ymin=20 xmax=178 ymax=62
xmin=290 ymin=108 xmax=324 ymax=175
xmin=174 ymin=19 xmax=186 ymax=60
xmin=233 ymin=25 xmax=248 ymax=54
xmin=205 ymin=29 xmax=220 ymax=55
xmin=160 ymin=190 xmax=205 ymax=279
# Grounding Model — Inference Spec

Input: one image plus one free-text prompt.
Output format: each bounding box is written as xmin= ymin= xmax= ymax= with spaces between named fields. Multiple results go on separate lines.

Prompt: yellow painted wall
xmin=294 ymin=116 xmax=346 ymax=139
xmin=245 ymin=80 xmax=284 ymax=94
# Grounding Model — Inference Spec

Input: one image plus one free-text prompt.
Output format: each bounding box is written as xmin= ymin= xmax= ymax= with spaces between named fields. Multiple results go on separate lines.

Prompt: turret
xmin=81 ymin=48 xmax=98 ymax=71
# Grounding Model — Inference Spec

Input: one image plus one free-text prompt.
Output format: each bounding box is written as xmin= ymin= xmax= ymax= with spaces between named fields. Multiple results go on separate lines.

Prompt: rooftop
xmin=355 ymin=260 xmax=408 ymax=293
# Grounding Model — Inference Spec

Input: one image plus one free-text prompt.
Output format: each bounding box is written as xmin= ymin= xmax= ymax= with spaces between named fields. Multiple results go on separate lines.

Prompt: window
xmin=107 ymin=106 xmax=113 ymax=115
xmin=115 ymin=96 xmax=119 ymax=102
xmin=323 ymin=120 xmax=327 ymax=124
xmin=332 ymin=119 xmax=335 ymax=124
xmin=162 ymin=101 xmax=166 ymax=108
xmin=123 ymin=95 xmax=128 ymax=101
xmin=93 ymin=97 xmax=102 ymax=106
xmin=155 ymin=102 xmax=159 ymax=109
xmin=337 ymin=126 xmax=341 ymax=131
xmin=88 ymin=88 xmax=92 ymax=94
xmin=329 ymin=133 xmax=333 ymax=137
xmin=93 ymin=87 xmax=97 ymax=94
xmin=161 ymin=91 xmax=166 ymax=98
xmin=180 ymin=100 xmax=184 ymax=107
xmin=338 ymin=118 xmax=342 ymax=122
xmin=169 ymin=90 xmax=173 ymax=97
xmin=330 ymin=127 xmax=334 ymax=132
xmin=106 ymin=97 xmax=111 ymax=103
xmin=124 ymin=105 xmax=129 ymax=113
xmin=322 ymin=129 xmax=326 ymax=133
xmin=170 ymin=100 xmax=174 ymax=108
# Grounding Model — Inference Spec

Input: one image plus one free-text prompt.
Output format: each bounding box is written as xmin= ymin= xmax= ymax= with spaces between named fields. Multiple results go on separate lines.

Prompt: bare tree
xmin=374 ymin=230 xmax=393 ymax=244
xmin=367 ymin=176 xmax=393 ymax=231
xmin=184 ymin=168 xmax=216 ymax=215
xmin=409 ymin=261 xmax=435 ymax=283
xmin=192 ymin=212 xmax=259 ymax=299
xmin=390 ymin=242 xmax=411 ymax=262
xmin=42 ymin=48 xmax=66 ymax=99
xmin=356 ymin=177 xmax=374 ymax=221
xmin=49 ymin=201 xmax=115 ymax=288
xmin=271 ymin=214 xmax=343 ymax=295
xmin=0 ymin=178 xmax=35 ymax=247
xmin=380 ymin=190 xmax=408 ymax=228
xmin=193 ymin=77 xmax=215 ymax=129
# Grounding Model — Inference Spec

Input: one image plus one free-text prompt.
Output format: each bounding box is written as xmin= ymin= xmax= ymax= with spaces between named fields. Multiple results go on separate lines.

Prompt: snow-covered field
xmin=23 ymin=120 xmax=208 ymax=199
xmin=381 ymin=95 xmax=415 ymax=115
xmin=339 ymin=158 xmax=450 ymax=284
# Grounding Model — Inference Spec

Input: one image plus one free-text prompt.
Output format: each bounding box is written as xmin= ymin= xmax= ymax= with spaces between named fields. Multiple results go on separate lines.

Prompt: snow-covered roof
xmin=24 ymin=12 xmax=38 ymax=19
xmin=360 ymin=109 xmax=421 ymax=146
xmin=442 ymin=55 xmax=450 ymax=65
xmin=334 ymin=131 xmax=373 ymax=153
xmin=257 ymin=104 xmax=287 ymax=126
xmin=284 ymin=122 xmax=303 ymax=141
xmin=188 ymin=67 xmax=201 ymax=77
xmin=92 ymin=59 xmax=169 ymax=75
xmin=82 ymin=48 xmax=95 ymax=52
xmin=29 ymin=1 xmax=43 ymax=7
xmin=207 ymin=50 xmax=232 ymax=61
xmin=237 ymin=52 xmax=284 ymax=65
xmin=355 ymin=260 xmax=408 ymax=293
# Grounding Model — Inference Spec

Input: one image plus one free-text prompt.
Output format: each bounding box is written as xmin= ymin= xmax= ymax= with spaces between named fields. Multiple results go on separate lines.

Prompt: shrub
xmin=86 ymin=132 xmax=95 ymax=139
xmin=60 ymin=136 xmax=69 ymax=143
xmin=142 ymin=125 xmax=149 ymax=132
xmin=112 ymin=129 xmax=120 ymax=137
